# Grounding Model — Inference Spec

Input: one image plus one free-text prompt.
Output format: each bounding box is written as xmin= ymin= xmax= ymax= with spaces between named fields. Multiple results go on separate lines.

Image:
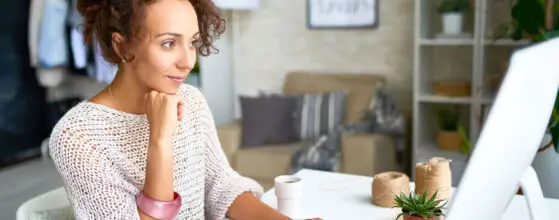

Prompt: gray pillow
xmin=239 ymin=95 xmax=300 ymax=147
xmin=294 ymin=91 xmax=347 ymax=142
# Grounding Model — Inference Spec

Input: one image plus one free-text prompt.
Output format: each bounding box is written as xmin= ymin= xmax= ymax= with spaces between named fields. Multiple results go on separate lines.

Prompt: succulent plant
xmin=393 ymin=190 xmax=447 ymax=220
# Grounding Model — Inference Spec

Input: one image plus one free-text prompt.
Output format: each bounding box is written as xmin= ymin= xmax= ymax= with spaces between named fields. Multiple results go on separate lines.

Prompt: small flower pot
xmin=437 ymin=130 xmax=463 ymax=151
xmin=432 ymin=80 xmax=471 ymax=97
xmin=403 ymin=215 xmax=437 ymax=220
xmin=442 ymin=12 xmax=463 ymax=35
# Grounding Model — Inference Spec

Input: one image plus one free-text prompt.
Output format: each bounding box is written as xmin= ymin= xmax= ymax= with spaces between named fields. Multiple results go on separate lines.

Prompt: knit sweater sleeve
xmin=194 ymin=89 xmax=264 ymax=220
xmin=49 ymin=126 xmax=140 ymax=220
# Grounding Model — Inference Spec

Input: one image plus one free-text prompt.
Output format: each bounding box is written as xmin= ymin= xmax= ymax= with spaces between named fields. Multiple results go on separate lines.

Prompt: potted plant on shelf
xmin=435 ymin=106 xmax=471 ymax=154
xmin=393 ymin=190 xmax=447 ymax=220
xmin=437 ymin=0 xmax=472 ymax=35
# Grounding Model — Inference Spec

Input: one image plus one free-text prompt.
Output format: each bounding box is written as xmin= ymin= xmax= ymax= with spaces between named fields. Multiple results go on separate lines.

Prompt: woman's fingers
xmin=175 ymin=95 xmax=184 ymax=121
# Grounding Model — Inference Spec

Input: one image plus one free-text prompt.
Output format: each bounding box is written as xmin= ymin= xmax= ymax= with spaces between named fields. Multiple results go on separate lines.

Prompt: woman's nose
xmin=178 ymin=46 xmax=196 ymax=71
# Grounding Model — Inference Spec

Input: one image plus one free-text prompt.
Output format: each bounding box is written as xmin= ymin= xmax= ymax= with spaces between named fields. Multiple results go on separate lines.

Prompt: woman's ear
xmin=111 ymin=32 xmax=128 ymax=63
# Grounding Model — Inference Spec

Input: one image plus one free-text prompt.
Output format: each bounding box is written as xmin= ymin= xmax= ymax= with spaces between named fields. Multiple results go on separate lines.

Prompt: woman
xmin=49 ymin=0 xmax=321 ymax=219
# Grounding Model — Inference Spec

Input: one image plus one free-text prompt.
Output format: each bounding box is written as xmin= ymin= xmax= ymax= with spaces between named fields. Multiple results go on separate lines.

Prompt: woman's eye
xmin=162 ymin=40 xmax=175 ymax=49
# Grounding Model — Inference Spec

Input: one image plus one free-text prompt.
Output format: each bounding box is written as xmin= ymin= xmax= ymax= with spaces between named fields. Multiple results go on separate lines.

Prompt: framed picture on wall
xmin=307 ymin=0 xmax=378 ymax=29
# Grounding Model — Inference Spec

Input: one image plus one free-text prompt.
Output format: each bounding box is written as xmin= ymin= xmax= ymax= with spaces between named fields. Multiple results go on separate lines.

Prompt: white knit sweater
xmin=49 ymin=84 xmax=263 ymax=220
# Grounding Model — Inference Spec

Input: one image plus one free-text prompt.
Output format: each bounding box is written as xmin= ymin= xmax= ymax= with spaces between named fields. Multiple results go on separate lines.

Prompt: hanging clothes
xmin=67 ymin=0 xmax=89 ymax=70
xmin=39 ymin=0 xmax=69 ymax=68
xmin=29 ymin=0 xmax=115 ymax=87
xmin=0 ymin=0 xmax=49 ymax=164
xmin=70 ymin=28 xmax=87 ymax=69
xmin=67 ymin=0 xmax=82 ymax=31
xmin=29 ymin=0 xmax=68 ymax=88
xmin=28 ymin=0 xmax=45 ymax=68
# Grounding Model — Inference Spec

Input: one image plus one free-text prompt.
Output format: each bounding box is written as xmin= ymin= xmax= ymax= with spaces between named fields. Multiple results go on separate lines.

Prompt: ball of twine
xmin=371 ymin=171 xmax=410 ymax=207
xmin=414 ymin=157 xmax=452 ymax=201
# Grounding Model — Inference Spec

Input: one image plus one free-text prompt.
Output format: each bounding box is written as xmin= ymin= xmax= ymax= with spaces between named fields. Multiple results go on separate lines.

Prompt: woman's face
xmin=127 ymin=0 xmax=200 ymax=94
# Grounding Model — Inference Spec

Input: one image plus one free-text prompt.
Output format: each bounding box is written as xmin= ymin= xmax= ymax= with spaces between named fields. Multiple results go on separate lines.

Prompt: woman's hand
xmin=141 ymin=90 xmax=184 ymax=216
xmin=144 ymin=90 xmax=184 ymax=144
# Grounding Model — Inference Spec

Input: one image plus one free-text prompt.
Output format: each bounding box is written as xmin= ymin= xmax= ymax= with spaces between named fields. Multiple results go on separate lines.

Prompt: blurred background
xmin=2 ymin=0 xmax=559 ymax=219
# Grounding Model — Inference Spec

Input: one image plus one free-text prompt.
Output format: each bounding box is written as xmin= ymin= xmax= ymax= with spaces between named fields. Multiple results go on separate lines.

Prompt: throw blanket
xmin=289 ymin=86 xmax=406 ymax=174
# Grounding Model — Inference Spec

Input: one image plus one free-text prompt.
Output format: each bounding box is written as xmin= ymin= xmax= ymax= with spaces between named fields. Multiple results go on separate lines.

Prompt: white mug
xmin=274 ymin=175 xmax=303 ymax=219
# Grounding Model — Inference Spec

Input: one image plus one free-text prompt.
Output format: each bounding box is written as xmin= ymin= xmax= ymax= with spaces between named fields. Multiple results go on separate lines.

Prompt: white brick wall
xmin=231 ymin=0 xmax=415 ymax=117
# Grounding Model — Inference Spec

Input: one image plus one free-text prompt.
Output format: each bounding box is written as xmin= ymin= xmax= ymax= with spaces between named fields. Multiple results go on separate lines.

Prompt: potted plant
xmin=436 ymin=106 xmax=462 ymax=150
xmin=497 ymin=0 xmax=559 ymax=152
xmin=436 ymin=106 xmax=471 ymax=154
xmin=438 ymin=0 xmax=472 ymax=35
xmin=495 ymin=0 xmax=559 ymax=198
xmin=393 ymin=190 xmax=447 ymax=220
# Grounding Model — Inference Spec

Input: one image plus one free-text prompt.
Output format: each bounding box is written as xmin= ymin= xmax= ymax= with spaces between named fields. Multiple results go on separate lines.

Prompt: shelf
xmin=416 ymin=142 xmax=469 ymax=163
xmin=420 ymin=39 xmax=529 ymax=46
xmin=416 ymin=103 xmax=471 ymax=163
xmin=414 ymin=97 xmax=486 ymax=160
xmin=417 ymin=94 xmax=472 ymax=104
xmin=480 ymin=45 xmax=516 ymax=105
xmin=417 ymin=94 xmax=493 ymax=104
xmin=417 ymin=46 xmax=474 ymax=97
xmin=419 ymin=38 xmax=474 ymax=46
xmin=484 ymin=39 xmax=531 ymax=46
xmin=413 ymin=0 xmax=518 ymax=186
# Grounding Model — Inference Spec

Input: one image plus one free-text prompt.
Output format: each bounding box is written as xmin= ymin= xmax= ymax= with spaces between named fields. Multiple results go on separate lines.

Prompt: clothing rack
xmin=30 ymin=0 xmax=118 ymax=160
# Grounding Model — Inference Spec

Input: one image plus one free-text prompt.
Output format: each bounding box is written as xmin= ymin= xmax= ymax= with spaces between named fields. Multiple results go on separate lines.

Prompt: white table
xmin=261 ymin=169 xmax=559 ymax=219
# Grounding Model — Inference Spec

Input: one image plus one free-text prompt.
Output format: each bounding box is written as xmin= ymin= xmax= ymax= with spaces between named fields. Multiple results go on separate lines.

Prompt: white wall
xmin=199 ymin=11 xmax=235 ymax=125
xmin=230 ymin=0 xmax=415 ymax=118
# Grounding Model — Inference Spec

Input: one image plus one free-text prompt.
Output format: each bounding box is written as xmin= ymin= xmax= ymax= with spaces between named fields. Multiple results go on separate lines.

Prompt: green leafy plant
xmin=438 ymin=0 xmax=472 ymax=14
xmin=458 ymin=125 xmax=471 ymax=154
xmin=393 ymin=190 xmax=447 ymax=220
xmin=185 ymin=57 xmax=200 ymax=84
xmin=437 ymin=107 xmax=460 ymax=131
xmin=191 ymin=58 xmax=200 ymax=74
xmin=497 ymin=0 xmax=559 ymax=42
xmin=437 ymin=106 xmax=471 ymax=154
xmin=497 ymin=0 xmax=559 ymax=153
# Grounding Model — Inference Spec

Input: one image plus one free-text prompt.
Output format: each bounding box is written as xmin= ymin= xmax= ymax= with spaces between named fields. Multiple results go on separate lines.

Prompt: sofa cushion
xmin=283 ymin=71 xmax=385 ymax=125
xmin=239 ymin=95 xmax=300 ymax=147
xmin=294 ymin=91 xmax=347 ymax=142
xmin=234 ymin=141 xmax=310 ymax=179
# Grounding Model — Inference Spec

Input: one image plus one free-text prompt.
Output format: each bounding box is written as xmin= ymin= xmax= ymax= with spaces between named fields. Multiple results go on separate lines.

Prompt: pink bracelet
xmin=136 ymin=191 xmax=182 ymax=220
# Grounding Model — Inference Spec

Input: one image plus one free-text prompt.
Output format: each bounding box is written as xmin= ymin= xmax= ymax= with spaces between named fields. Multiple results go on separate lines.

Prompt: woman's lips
xmin=166 ymin=75 xmax=185 ymax=83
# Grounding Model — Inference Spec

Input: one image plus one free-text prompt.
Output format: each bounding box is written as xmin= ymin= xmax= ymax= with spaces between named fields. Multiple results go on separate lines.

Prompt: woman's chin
xmin=152 ymin=84 xmax=182 ymax=95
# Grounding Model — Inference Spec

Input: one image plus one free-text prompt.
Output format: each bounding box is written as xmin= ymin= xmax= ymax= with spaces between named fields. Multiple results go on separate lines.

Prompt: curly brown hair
xmin=77 ymin=0 xmax=225 ymax=64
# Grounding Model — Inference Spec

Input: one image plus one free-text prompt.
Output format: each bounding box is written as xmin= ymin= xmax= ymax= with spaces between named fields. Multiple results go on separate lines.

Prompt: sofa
xmin=217 ymin=71 xmax=398 ymax=190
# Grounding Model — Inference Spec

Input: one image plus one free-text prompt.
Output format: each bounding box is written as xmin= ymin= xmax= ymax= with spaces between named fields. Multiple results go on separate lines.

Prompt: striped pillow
xmin=294 ymin=91 xmax=347 ymax=142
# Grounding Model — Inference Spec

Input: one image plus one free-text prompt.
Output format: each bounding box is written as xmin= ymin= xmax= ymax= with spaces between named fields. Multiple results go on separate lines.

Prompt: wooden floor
xmin=0 ymin=158 xmax=63 ymax=220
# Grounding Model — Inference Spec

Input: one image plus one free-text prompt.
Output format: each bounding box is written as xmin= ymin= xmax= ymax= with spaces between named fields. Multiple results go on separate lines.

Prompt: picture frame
xmin=306 ymin=0 xmax=379 ymax=29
